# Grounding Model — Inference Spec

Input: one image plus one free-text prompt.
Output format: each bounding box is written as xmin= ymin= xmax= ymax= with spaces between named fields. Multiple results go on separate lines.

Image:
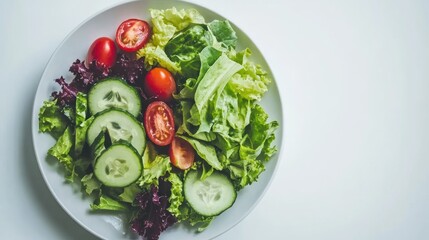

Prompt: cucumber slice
xmin=87 ymin=109 xmax=146 ymax=155
xmin=184 ymin=170 xmax=236 ymax=217
xmin=94 ymin=143 xmax=142 ymax=187
xmin=88 ymin=78 xmax=141 ymax=117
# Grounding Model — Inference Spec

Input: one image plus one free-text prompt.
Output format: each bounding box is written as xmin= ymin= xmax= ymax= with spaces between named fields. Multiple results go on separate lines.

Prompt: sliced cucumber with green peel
xmin=87 ymin=109 xmax=146 ymax=155
xmin=88 ymin=78 xmax=141 ymax=117
xmin=94 ymin=142 xmax=142 ymax=187
xmin=184 ymin=170 xmax=236 ymax=217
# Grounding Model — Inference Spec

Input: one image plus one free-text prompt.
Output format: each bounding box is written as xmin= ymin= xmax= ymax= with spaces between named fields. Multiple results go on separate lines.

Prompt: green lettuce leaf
xmin=177 ymin=135 xmax=222 ymax=170
xmin=138 ymin=143 xmax=172 ymax=188
xmin=75 ymin=116 xmax=93 ymax=156
xmin=137 ymin=44 xmax=180 ymax=74
xmin=119 ymin=184 xmax=141 ymax=203
xmin=166 ymin=173 xmax=184 ymax=220
xmin=165 ymin=25 xmax=212 ymax=80
xmin=149 ymin=7 xmax=205 ymax=47
xmin=228 ymin=49 xmax=271 ymax=101
xmin=38 ymin=100 xmax=67 ymax=139
xmin=208 ymin=20 xmax=237 ymax=49
xmin=90 ymin=195 xmax=128 ymax=211
xmin=81 ymin=173 xmax=101 ymax=195
xmin=74 ymin=93 xmax=91 ymax=156
xmin=47 ymin=127 xmax=75 ymax=182
xmin=180 ymin=203 xmax=214 ymax=232
xmin=194 ymin=54 xmax=242 ymax=134
xmin=136 ymin=7 xmax=205 ymax=72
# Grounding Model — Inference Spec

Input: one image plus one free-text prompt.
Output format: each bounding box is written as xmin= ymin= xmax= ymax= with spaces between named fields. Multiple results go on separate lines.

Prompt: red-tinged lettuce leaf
xmin=111 ymin=53 xmax=147 ymax=85
xmin=131 ymin=179 xmax=177 ymax=240
xmin=52 ymin=59 xmax=110 ymax=107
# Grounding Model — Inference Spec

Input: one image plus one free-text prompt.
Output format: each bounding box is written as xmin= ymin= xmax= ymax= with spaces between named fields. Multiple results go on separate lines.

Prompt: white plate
xmin=31 ymin=0 xmax=284 ymax=239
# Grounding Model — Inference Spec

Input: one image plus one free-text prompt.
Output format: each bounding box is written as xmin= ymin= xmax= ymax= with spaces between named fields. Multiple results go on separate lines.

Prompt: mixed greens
xmin=38 ymin=7 xmax=278 ymax=240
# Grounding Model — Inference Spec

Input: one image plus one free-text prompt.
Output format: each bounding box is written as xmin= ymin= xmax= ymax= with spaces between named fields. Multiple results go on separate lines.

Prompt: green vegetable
xmin=119 ymin=184 xmax=141 ymax=203
xmin=137 ymin=7 xmax=205 ymax=72
xmin=228 ymin=48 xmax=271 ymax=101
xmin=47 ymin=127 xmax=75 ymax=182
xmin=81 ymin=173 xmax=101 ymax=195
xmin=178 ymin=135 xmax=222 ymax=170
xmin=38 ymin=100 xmax=68 ymax=139
xmin=75 ymin=92 xmax=92 ymax=156
xmin=208 ymin=20 xmax=237 ymax=49
xmin=90 ymin=195 xmax=128 ymax=211
xmin=138 ymin=143 xmax=172 ymax=188
xmin=165 ymin=25 xmax=212 ymax=79
xmin=166 ymin=173 xmax=184 ymax=220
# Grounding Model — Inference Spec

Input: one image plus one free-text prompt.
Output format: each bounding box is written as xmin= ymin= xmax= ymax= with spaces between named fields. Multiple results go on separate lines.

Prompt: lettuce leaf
xmin=138 ymin=143 xmax=172 ymax=188
xmin=149 ymin=7 xmax=205 ymax=47
xmin=81 ymin=173 xmax=101 ymax=195
xmin=47 ymin=127 xmax=75 ymax=182
xmin=179 ymin=203 xmax=214 ymax=232
xmin=208 ymin=20 xmax=237 ymax=49
xmin=90 ymin=195 xmax=128 ymax=211
xmin=74 ymin=93 xmax=92 ymax=155
xmin=119 ymin=184 xmax=141 ymax=203
xmin=177 ymin=135 xmax=222 ymax=170
xmin=165 ymin=25 xmax=212 ymax=79
xmin=228 ymin=49 xmax=271 ymax=101
xmin=194 ymin=54 xmax=242 ymax=133
xmin=166 ymin=173 xmax=184 ymax=220
xmin=38 ymin=100 xmax=68 ymax=139
xmin=137 ymin=7 xmax=205 ymax=72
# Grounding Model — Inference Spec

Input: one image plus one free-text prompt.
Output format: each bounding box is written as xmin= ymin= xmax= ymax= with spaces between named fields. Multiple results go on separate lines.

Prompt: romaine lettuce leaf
xmin=90 ymin=195 xmax=128 ymax=211
xmin=137 ymin=7 xmax=205 ymax=72
xmin=138 ymin=143 xmax=172 ymax=188
xmin=119 ymin=184 xmax=141 ymax=203
xmin=47 ymin=127 xmax=75 ymax=182
xmin=149 ymin=7 xmax=205 ymax=47
xmin=166 ymin=173 xmax=184 ymax=220
xmin=81 ymin=173 xmax=101 ymax=195
xmin=194 ymin=54 xmax=242 ymax=133
xmin=228 ymin=49 xmax=271 ymax=101
xmin=137 ymin=44 xmax=180 ymax=74
xmin=38 ymin=100 xmax=68 ymax=139
xmin=179 ymin=203 xmax=214 ymax=232
xmin=165 ymin=25 xmax=212 ymax=79
xmin=74 ymin=92 xmax=91 ymax=155
xmin=207 ymin=20 xmax=237 ymax=49
xmin=177 ymin=135 xmax=222 ymax=170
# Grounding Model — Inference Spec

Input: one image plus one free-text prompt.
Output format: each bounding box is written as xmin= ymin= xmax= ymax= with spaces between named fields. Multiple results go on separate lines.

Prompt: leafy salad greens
xmin=38 ymin=7 xmax=278 ymax=240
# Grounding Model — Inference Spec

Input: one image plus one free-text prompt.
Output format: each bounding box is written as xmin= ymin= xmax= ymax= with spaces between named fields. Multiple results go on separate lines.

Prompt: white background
xmin=1 ymin=0 xmax=429 ymax=239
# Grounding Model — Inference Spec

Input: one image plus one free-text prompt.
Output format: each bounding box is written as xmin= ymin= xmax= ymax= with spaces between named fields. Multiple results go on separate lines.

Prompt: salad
xmin=38 ymin=7 xmax=278 ymax=240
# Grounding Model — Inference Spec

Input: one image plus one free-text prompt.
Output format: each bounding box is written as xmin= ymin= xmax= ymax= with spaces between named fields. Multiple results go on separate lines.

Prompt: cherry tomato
xmin=116 ymin=19 xmax=151 ymax=52
xmin=169 ymin=137 xmax=195 ymax=170
xmin=143 ymin=67 xmax=176 ymax=102
xmin=86 ymin=37 xmax=117 ymax=68
xmin=144 ymin=101 xmax=175 ymax=146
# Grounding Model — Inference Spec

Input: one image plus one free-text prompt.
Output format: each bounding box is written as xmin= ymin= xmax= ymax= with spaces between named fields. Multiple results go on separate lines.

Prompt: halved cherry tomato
xmin=116 ymin=19 xmax=151 ymax=52
xmin=169 ymin=137 xmax=195 ymax=170
xmin=143 ymin=67 xmax=176 ymax=102
xmin=144 ymin=101 xmax=175 ymax=146
xmin=86 ymin=37 xmax=117 ymax=68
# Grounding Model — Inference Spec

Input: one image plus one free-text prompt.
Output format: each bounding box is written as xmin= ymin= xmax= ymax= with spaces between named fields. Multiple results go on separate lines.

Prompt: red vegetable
xmin=143 ymin=67 xmax=176 ymax=102
xmin=169 ymin=137 xmax=195 ymax=170
xmin=86 ymin=37 xmax=117 ymax=68
xmin=144 ymin=101 xmax=175 ymax=146
xmin=116 ymin=19 xmax=151 ymax=52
